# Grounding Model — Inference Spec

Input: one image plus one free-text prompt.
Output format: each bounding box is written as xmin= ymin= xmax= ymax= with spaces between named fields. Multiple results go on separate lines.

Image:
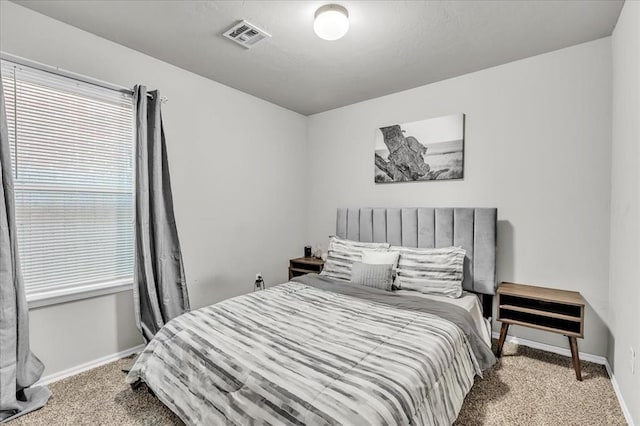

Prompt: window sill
xmin=27 ymin=280 xmax=134 ymax=309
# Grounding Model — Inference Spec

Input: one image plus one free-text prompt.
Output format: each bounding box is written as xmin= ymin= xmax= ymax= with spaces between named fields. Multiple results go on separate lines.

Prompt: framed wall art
xmin=374 ymin=113 xmax=465 ymax=183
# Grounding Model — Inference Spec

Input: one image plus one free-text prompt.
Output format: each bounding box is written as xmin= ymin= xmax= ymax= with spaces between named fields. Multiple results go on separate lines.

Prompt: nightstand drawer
xmin=499 ymin=294 xmax=582 ymax=318
xmin=498 ymin=307 xmax=582 ymax=336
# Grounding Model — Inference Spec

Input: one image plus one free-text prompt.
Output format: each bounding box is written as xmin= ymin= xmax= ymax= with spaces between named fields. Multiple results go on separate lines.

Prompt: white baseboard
xmin=36 ymin=344 xmax=145 ymax=387
xmin=493 ymin=332 xmax=634 ymax=426
xmin=604 ymin=362 xmax=636 ymax=426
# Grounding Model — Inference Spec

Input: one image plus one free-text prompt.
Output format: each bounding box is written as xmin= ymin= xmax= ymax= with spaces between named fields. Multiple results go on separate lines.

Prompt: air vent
xmin=223 ymin=20 xmax=271 ymax=49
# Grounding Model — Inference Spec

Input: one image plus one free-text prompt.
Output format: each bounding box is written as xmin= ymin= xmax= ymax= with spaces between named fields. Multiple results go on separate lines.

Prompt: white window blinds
xmin=1 ymin=59 xmax=135 ymax=300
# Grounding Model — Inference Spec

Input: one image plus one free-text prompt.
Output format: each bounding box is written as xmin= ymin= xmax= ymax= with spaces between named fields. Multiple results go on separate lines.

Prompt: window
xmin=1 ymin=58 xmax=135 ymax=306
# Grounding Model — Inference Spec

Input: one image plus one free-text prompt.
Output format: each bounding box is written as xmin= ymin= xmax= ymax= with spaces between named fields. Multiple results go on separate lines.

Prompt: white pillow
xmin=361 ymin=250 xmax=399 ymax=267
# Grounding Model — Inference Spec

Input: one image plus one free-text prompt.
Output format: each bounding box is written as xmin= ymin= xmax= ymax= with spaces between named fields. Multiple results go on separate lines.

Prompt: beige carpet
xmin=9 ymin=342 xmax=626 ymax=426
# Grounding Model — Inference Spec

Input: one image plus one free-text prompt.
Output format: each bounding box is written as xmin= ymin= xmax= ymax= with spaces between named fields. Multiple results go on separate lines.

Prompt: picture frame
xmin=374 ymin=113 xmax=465 ymax=183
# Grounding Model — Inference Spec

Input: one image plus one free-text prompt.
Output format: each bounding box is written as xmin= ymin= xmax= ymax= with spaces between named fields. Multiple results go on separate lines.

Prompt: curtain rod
xmin=0 ymin=51 xmax=168 ymax=103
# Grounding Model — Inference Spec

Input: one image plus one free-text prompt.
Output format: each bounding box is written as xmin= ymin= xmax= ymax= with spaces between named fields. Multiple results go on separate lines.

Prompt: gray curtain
xmin=0 ymin=76 xmax=50 ymax=422
xmin=133 ymin=85 xmax=190 ymax=343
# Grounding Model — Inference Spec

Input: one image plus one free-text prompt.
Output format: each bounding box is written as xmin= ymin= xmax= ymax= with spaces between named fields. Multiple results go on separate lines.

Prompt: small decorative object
xmin=254 ymin=273 xmax=265 ymax=291
xmin=375 ymin=113 xmax=465 ymax=183
xmin=314 ymin=244 xmax=323 ymax=259
xmin=304 ymin=245 xmax=312 ymax=257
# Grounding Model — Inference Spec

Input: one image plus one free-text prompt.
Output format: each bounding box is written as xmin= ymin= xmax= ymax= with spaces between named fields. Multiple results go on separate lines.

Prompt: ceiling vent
xmin=223 ymin=20 xmax=271 ymax=49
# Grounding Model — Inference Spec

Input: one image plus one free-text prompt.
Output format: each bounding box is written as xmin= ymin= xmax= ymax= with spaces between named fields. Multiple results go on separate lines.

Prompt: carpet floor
xmin=9 ymin=341 xmax=626 ymax=426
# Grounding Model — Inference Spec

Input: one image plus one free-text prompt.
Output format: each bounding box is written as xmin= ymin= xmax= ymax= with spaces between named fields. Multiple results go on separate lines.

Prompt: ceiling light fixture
xmin=314 ymin=4 xmax=349 ymax=41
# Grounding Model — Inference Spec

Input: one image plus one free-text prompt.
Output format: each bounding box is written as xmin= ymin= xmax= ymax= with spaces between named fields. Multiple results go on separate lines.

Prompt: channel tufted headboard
xmin=336 ymin=207 xmax=497 ymax=296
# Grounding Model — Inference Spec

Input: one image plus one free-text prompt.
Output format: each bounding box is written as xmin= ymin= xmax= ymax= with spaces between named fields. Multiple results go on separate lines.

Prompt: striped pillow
xmin=350 ymin=262 xmax=394 ymax=291
xmin=392 ymin=246 xmax=466 ymax=298
xmin=320 ymin=237 xmax=390 ymax=281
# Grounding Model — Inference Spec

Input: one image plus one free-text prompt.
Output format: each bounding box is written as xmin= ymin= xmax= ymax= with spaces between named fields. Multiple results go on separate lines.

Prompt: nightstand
xmin=496 ymin=282 xmax=585 ymax=381
xmin=289 ymin=257 xmax=324 ymax=280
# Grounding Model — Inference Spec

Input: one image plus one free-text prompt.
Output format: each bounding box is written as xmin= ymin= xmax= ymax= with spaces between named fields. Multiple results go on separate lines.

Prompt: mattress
xmin=127 ymin=276 xmax=496 ymax=425
xmin=394 ymin=290 xmax=492 ymax=347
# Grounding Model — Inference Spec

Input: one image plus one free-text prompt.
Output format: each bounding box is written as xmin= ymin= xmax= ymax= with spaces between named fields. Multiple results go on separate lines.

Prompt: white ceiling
xmin=13 ymin=0 xmax=623 ymax=115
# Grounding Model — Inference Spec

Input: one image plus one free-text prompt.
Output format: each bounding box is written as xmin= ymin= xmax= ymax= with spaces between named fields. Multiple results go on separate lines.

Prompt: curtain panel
xmin=133 ymin=85 xmax=190 ymax=343
xmin=0 ymin=72 xmax=50 ymax=423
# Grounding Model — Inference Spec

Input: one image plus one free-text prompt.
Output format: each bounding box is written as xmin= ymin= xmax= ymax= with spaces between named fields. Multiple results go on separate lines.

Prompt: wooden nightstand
xmin=496 ymin=282 xmax=585 ymax=381
xmin=289 ymin=257 xmax=324 ymax=280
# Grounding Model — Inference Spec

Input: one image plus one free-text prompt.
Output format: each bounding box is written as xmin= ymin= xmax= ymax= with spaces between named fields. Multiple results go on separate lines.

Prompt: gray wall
xmin=306 ymin=38 xmax=612 ymax=358
xmin=0 ymin=1 xmax=308 ymax=376
xmin=609 ymin=1 xmax=640 ymax=422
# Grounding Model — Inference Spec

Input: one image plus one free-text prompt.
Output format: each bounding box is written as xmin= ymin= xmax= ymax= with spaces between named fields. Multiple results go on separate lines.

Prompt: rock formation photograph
xmin=374 ymin=113 xmax=464 ymax=183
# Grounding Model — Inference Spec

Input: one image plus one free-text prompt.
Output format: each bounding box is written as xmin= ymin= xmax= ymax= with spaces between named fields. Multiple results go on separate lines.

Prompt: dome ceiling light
xmin=313 ymin=4 xmax=349 ymax=41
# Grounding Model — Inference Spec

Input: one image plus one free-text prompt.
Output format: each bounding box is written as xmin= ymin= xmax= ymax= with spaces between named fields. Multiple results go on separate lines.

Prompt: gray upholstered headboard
xmin=336 ymin=207 xmax=497 ymax=295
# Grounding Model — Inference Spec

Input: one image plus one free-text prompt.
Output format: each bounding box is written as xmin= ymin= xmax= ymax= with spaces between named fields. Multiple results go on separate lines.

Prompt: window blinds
xmin=1 ymin=59 xmax=135 ymax=298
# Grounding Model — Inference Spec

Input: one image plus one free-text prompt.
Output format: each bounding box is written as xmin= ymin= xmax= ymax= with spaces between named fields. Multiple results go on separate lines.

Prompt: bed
xmin=127 ymin=207 xmax=497 ymax=426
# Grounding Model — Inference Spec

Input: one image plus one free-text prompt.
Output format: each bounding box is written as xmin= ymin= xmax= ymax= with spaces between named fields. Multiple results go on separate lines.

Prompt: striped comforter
xmin=126 ymin=281 xmax=482 ymax=425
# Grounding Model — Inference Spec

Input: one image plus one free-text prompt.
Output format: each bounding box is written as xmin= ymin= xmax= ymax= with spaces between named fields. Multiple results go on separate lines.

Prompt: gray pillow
xmin=350 ymin=261 xmax=394 ymax=291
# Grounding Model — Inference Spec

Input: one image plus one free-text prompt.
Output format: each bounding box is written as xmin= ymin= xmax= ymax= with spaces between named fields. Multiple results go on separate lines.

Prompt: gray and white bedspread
xmin=126 ymin=276 xmax=494 ymax=426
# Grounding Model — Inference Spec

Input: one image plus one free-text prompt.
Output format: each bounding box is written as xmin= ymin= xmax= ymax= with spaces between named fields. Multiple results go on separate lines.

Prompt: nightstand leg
xmin=496 ymin=323 xmax=509 ymax=357
xmin=568 ymin=336 xmax=582 ymax=381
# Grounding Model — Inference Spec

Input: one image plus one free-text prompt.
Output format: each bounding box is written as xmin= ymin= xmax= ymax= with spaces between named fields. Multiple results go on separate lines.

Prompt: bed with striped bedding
xmin=126 ymin=277 xmax=492 ymax=425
